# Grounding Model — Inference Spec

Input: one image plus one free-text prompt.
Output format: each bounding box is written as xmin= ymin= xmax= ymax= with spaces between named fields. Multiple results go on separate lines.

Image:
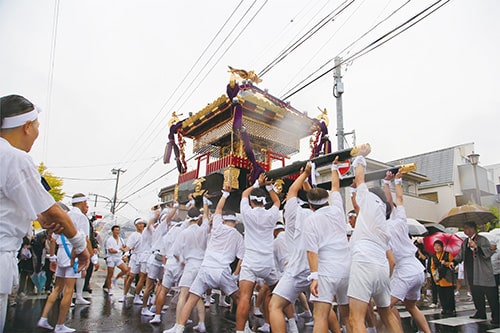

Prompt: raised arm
xmin=394 ymin=170 xmax=404 ymax=206
xmin=331 ymin=156 xmax=340 ymax=192
xmin=382 ymin=171 xmax=395 ymax=210
xmin=216 ymin=184 xmax=231 ymax=215
xmin=350 ymin=185 xmax=360 ymax=215
xmin=353 ymin=144 xmax=371 ymax=187
xmin=287 ymin=163 xmax=311 ymax=201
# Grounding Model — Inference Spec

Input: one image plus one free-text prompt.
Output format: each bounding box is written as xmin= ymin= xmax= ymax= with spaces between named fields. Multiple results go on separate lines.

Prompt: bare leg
xmin=195 ymin=297 xmax=206 ymax=326
xmin=142 ymin=277 xmax=156 ymax=308
xmin=403 ymin=299 xmax=430 ymax=333
xmin=57 ymin=278 xmax=76 ymax=325
xmin=377 ymin=306 xmax=402 ymax=333
xmin=339 ymin=304 xmax=352 ymax=333
xmin=236 ymin=280 xmax=255 ymax=331
xmin=313 ymin=301 xmax=333 ymax=333
xmin=40 ymin=277 xmax=64 ymax=318
xmin=269 ymin=294 xmax=290 ymax=333
xmin=154 ymin=285 xmax=168 ymax=315
xmin=349 ymin=298 xmax=368 ymax=333
xmin=178 ymin=293 xmax=201 ymax=325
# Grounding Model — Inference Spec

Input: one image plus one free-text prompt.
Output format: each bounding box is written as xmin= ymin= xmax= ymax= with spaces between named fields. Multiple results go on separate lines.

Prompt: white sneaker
xmin=108 ymin=289 xmax=114 ymax=296
xmin=219 ymin=298 xmax=231 ymax=308
xmin=204 ymin=299 xmax=211 ymax=307
xmin=70 ymin=302 xmax=75 ymax=307
xmin=429 ymin=303 xmax=437 ymax=308
xmin=141 ymin=307 xmax=156 ymax=316
xmin=134 ymin=294 xmax=142 ymax=305
xmin=193 ymin=322 xmax=207 ymax=332
xmin=163 ymin=324 xmax=177 ymax=333
xmin=253 ymin=307 xmax=263 ymax=316
xmin=37 ymin=318 xmax=54 ymax=330
xmin=305 ymin=320 xmax=314 ymax=327
xmin=287 ymin=319 xmax=299 ymax=333
xmin=75 ymin=297 xmax=91 ymax=305
xmin=297 ymin=310 xmax=312 ymax=319
xmin=150 ymin=315 xmax=161 ymax=324
xmin=54 ymin=324 xmax=76 ymax=333
xmin=454 ymin=291 xmax=460 ymax=296
xmin=118 ymin=296 xmax=126 ymax=303
xmin=257 ymin=323 xmax=270 ymax=332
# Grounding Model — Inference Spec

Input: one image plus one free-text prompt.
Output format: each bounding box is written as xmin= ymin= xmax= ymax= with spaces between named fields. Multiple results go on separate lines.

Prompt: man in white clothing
xmin=69 ymin=193 xmax=98 ymax=306
xmin=0 ymin=95 xmax=89 ymax=332
xmin=303 ymin=158 xmax=351 ymax=333
xmin=172 ymin=185 xmax=244 ymax=333
xmin=347 ymin=144 xmax=401 ymax=332
xmin=269 ymin=164 xmax=313 ymax=333
xmin=120 ymin=217 xmax=148 ymax=303
xmin=383 ymin=171 xmax=430 ymax=333
xmin=164 ymin=203 xmax=210 ymax=333
xmin=104 ymin=225 xmax=128 ymax=296
xmin=236 ymin=173 xmax=281 ymax=333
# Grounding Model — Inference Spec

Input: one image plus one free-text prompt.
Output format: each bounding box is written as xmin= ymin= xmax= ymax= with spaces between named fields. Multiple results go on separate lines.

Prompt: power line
xmin=116 ymin=0 xmax=246 ymax=171
xmin=280 ymin=0 xmax=412 ymax=99
xmin=175 ymin=0 xmax=269 ymax=112
xmin=278 ymin=0 xmax=369 ymax=97
xmin=60 ymin=176 xmax=115 ymax=181
xmin=258 ymin=0 xmax=355 ymax=78
xmin=281 ymin=0 xmax=449 ymax=100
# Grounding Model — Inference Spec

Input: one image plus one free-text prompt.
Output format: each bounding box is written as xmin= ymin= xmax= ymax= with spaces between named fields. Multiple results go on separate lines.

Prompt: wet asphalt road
xmin=4 ymin=267 xmax=500 ymax=333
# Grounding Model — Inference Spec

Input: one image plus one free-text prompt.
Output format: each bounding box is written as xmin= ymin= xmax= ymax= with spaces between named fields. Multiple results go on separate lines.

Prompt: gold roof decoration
xmin=181 ymin=95 xmax=230 ymax=134
xmin=228 ymin=66 xmax=262 ymax=84
xmin=316 ymin=107 xmax=329 ymax=126
xmin=168 ymin=111 xmax=181 ymax=127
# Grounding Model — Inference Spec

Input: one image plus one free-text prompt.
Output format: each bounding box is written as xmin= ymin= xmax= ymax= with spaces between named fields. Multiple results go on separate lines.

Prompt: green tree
xmin=38 ymin=162 xmax=65 ymax=202
xmin=486 ymin=206 xmax=499 ymax=231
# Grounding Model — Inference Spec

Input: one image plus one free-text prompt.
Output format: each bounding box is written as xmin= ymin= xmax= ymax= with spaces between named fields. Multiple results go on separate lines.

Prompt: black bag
xmin=434 ymin=252 xmax=453 ymax=282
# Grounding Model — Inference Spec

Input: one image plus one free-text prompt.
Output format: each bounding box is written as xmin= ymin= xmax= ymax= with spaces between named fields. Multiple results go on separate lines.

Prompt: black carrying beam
xmin=265 ymin=147 xmax=355 ymax=180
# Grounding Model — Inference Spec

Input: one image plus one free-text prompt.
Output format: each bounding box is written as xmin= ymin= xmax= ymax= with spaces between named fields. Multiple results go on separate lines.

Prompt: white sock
xmin=367 ymin=327 xmax=377 ymax=333
xmin=75 ymin=278 xmax=85 ymax=298
xmin=176 ymin=324 xmax=185 ymax=333
xmin=288 ymin=318 xmax=298 ymax=331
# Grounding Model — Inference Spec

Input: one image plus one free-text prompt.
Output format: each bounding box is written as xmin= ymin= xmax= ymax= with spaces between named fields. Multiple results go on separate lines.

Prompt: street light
xmin=468 ymin=152 xmax=481 ymax=205
xmin=111 ymin=168 xmax=126 ymax=215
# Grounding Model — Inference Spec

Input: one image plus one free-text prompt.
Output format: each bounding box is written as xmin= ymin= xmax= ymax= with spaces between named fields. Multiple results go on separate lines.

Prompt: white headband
xmin=187 ymin=214 xmax=202 ymax=221
xmin=71 ymin=196 xmax=88 ymax=204
xmin=308 ymin=197 xmax=329 ymax=205
xmin=1 ymin=107 xmax=40 ymax=129
xmin=134 ymin=217 xmax=146 ymax=225
xmin=222 ymin=214 xmax=237 ymax=221
xmin=250 ymin=195 xmax=266 ymax=204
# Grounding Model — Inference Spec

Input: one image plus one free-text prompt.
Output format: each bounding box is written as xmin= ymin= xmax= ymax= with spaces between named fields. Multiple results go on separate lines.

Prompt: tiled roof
xmin=388 ymin=147 xmax=455 ymax=187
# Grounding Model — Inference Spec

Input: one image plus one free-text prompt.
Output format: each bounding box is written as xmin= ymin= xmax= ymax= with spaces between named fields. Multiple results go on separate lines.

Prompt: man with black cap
xmin=451 ymin=221 xmax=499 ymax=325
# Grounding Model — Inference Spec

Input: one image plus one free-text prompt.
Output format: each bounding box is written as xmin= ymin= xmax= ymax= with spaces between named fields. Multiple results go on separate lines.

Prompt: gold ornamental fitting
xmin=398 ymin=163 xmax=417 ymax=174
xmin=224 ymin=166 xmax=240 ymax=189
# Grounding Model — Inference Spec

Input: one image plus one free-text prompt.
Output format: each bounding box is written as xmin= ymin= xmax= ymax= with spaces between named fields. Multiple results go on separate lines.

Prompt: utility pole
xmin=334 ymin=57 xmax=346 ymax=205
xmin=334 ymin=57 xmax=345 ymax=151
xmin=111 ymin=168 xmax=126 ymax=215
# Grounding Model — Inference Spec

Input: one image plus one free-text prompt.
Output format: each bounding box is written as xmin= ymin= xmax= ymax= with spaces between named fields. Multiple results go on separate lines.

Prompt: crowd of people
xmin=1 ymin=94 xmax=499 ymax=333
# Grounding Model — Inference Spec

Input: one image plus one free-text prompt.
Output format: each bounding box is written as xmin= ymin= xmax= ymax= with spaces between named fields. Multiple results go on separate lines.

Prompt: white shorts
xmin=106 ymin=256 xmax=124 ymax=268
xmin=239 ymin=266 xmax=279 ymax=286
xmin=190 ymin=267 xmax=239 ymax=297
xmin=56 ymin=265 xmax=81 ymax=279
xmin=147 ymin=263 xmax=164 ymax=280
xmin=457 ymin=263 xmax=464 ymax=280
xmin=129 ymin=256 xmax=148 ymax=275
xmin=348 ymin=262 xmax=391 ymax=307
xmin=179 ymin=267 xmax=201 ymax=288
xmin=390 ymin=271 xmax=425 ymax=301
xmin=310 ymin=275 xmax=349 ymax=305
xmin=0 ymin=252 xmax=18 ymax=294
xmin=272 ymin=271 xmax=310 ymax=304
xmin=162 ymin=264 xmax=183 ymax=289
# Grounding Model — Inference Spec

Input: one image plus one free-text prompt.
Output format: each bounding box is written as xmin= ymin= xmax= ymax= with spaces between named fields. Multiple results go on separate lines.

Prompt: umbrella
xmin=424 ymin=223 xmax=451 ymax=235
xmin=490 ymin=228 xmax=500 ymax=236
xmin=423 ymin=232 xmax=463 ymax=257
xmin=31 ymin=271 xmax=47 ymax=294
xmin=479 ymin=232 xmax=499 ymax=244
xmin=455 ymin=231 xmax=467 ymax=240
xmin=439 ymin=204 xmax=495 ymax=227
xmin=406 ymin=218 xmax=428 ymax=236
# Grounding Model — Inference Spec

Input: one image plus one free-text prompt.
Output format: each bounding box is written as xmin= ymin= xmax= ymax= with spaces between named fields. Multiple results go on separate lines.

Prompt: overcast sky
xmin=1 ymin=0 xmax=498 ymax=219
